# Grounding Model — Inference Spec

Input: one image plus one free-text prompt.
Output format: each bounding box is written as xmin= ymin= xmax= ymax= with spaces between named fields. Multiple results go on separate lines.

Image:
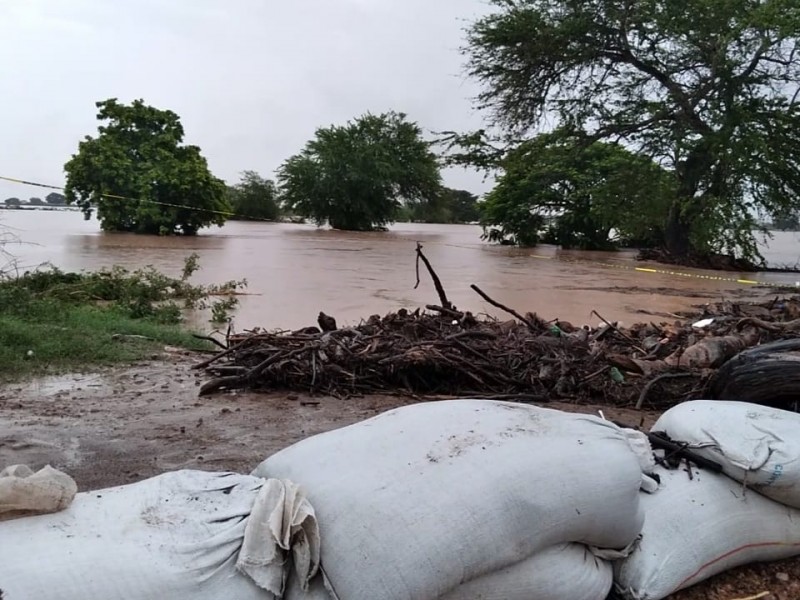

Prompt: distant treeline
xmin=4 ymin=193 xmax=67 ymax=207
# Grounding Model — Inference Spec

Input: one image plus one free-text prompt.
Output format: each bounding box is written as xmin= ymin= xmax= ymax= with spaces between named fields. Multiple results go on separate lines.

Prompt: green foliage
xmin=446 ymin=189 xmax=482 ymax=223
xmin=279 ymin=111 xmax=442 ymax=231
xmin=464 ymin=0 xmax=800 ymax=262
xmin=45 ymin=192 xmax=66 ymax=205
xmin=399 ymin=187 xmax=481 ymax=223
xmin=0 ymin=254 xmax=245 ymax=325
xmin=771 ymin=209 xmax=800 ymax=231
xmin=64 ymin=98 xmax=230 ymax=236
xmin=226 ymin=171 xmax=281 ymax=221
xmin=28 ymin=197 xmax=44 ymax=206
xmin=481 ymin=132 xmax=673 ymax=249
xmin=4 ymin=198 xmax=20 ymax=207
xmin=0 ymin=255 xmax=245 ymax=378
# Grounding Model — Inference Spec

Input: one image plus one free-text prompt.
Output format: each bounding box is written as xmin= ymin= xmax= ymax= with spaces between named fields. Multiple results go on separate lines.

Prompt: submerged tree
xmin=279 ymin=112 xmax=441 ymax=231
xmin=481 ymin=131 xmax=673 ymax=249
xmin=464 ymin=0 xmax=800 ymax=263
xmin=227 ymin=171 xmax=281 ymax=221
xmin=64 ymin=99 xmax=229 ymax=235
xmin=400 ymin=187 xmax=481 ymax=224
xmin=45 ymin=193 xmax=66 ymax=206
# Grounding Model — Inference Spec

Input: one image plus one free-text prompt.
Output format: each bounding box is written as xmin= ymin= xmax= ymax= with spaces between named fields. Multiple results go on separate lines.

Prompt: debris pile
xmin=195 ymin=244 xmax=800 ymax=408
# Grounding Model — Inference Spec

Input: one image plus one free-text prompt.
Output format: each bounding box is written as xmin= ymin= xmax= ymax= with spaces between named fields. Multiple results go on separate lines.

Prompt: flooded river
xmin=2 ymin=210 xmax=799 ymax=330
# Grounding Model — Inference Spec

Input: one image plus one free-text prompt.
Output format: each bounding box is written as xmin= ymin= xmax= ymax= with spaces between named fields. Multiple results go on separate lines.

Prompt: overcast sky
xmin=0 ymin=0 xmax=495 ymax=202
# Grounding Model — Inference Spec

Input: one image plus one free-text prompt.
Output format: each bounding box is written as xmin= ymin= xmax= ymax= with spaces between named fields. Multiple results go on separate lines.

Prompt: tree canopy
xmin=64 ymin=99 xmax=229 ymax=235
xmin=279 ymin=111 xmax=442 ymax=231
xmin=399 ymin=187 xmax=481 ymax=224
xmin=464 ymin=0 xmax=800 ymax=263
xmin=771 ymin=208 xmax=800 ymax=230
xmin=481 ymin=131 xmax=674 ymax=249
xmin=46 ymin=193 xmax=66 ymax=206
xmin=226 ymin=171 xmax=281 ymax=221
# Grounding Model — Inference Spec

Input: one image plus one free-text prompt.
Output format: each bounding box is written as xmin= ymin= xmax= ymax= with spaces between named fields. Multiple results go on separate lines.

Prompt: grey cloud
xmin=0 ymin=0 xmax=494 ymax=201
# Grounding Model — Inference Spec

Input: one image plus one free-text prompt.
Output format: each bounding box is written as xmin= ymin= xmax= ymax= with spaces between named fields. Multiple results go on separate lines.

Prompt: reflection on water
xmin=2 ymin=210 xmax=799 ymax=330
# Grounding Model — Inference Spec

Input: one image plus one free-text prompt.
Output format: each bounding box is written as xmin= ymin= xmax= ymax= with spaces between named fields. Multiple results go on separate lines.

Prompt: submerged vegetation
xmin=0 ymin=254 xmax=245 ymax=378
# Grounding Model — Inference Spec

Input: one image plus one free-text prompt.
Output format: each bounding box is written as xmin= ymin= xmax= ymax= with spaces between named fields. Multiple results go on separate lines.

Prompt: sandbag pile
xmin=615 ymin=400 xmax=800 ymax=600
xmin=6 ymin=399 xmax=800 ymax=600
xmin=251 ymin=400 xmax=655 ymax=600
xmin=0 ymin=470 xmax=320 ymax=600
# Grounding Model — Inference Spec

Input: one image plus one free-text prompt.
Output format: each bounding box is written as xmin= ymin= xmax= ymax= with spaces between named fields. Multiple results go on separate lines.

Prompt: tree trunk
xmin=663 ymin=200 xmax=692 ymax=257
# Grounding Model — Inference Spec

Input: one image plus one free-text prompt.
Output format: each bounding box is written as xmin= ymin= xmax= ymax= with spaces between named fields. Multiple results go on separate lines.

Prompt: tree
xmin=481 ymin=132 xmax=674 ymax=249
xmin=64 ymin=99 xmax=229 ymax=235
xmin=771 ymin=209 xmax=800 ymax=231
xmin=28 ymin=197 xmax=45 ymax=206
xmin=279 ymin=111 xmax=441 ymax=231
xmin=4 ymin=198 xmax=21 ymax=208
xmin=45 ymin=192 xmax=66 ymax=205
xmin=464 ymin=0 xmax=800 ymax=263
xmin=446 ymin=189 xmax=481 ymax=223
xmin=226 ymin=171 xmax=281 ymax=221
xmin=400 ymin=187 xmax=482 ymax=223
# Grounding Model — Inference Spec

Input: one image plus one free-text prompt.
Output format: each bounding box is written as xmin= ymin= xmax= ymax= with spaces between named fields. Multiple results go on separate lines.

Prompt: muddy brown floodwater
xmin=3 ymin=209 xmax=800 ymax=330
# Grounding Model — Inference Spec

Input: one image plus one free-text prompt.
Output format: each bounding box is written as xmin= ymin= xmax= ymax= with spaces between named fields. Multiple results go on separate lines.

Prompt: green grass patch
xmin=0 ymin=304 xmax=211 ymax=379
xmin=0 ymin=255 xmax=245 ymax=380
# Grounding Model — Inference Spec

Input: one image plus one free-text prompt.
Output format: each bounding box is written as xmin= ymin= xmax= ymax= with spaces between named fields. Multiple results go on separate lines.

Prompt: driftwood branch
xmin=192 ymin=333 xmax=228 ymax=350
xmin=737 ymin=316 xmax=800 ymax=333
xmin=591 ymin=310 xmax=647 ymax=354
xmin=635 ymin=372 xmax=696 ymax=410
xmin=470 ymin=284 xmax=537 ymax=330
xmin=415 ymin=242 xmax=452 ymax=310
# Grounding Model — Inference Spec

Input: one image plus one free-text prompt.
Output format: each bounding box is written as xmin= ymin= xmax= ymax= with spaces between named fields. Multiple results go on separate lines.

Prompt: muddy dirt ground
xmin=2 ymin=348 xmax=799 ymax=600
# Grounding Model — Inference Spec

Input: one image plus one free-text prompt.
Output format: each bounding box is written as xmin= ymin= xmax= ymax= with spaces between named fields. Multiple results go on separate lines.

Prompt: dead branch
xmin=636 ymin=373 xmax=696 ymax=410
xmin=470 ymin=284 xmax=538 ymax=330
xmin=415 ymin=242 xmax=452 ymax=310
xmin=591 ymin=310 xmax=647 ymax=354
xmin=737 ymin=316 xmax=800 ymax=333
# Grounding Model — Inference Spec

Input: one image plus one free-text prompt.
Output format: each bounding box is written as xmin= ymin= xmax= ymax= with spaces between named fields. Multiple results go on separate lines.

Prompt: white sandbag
xmin=252 ymin=400 xmax=650 ymax=600
xmin=0 ymin=464 xmax=77 ymax=520
xmin=614 ymin=465 xmax=800 ymax=600
xmin=653 ymin=400 xmax=800 ymax=508
xmin=0 ymin=470 xmax=320 ymax=600
xmin=438 ymin=543 xmax=613 ymax=600
xmin=284 ymin=543 xmax=613 ymax=600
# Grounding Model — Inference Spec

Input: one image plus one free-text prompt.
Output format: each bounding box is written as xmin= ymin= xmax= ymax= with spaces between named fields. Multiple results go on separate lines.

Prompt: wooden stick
xmin=426 ymin=304 xmax=463 ymax=319
xmin=591 ymin=310 xmax=648 ymax=354
xmin=612 ymin=423 xmax=724 ymax=473
xmin=728 ymin=593 xmax=770 ymax=600
xmin=192 ymin=333 xmax=228 ymax=350
xmin=415 ymin=242 xmax=452 ymax=310
xmin=470 ymin=284 xmax=537 ymax=330
xmin=636 ymin=372 xmax=696 ymax=409
xmin=737 ymin=316 xmax=800 ymax=333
